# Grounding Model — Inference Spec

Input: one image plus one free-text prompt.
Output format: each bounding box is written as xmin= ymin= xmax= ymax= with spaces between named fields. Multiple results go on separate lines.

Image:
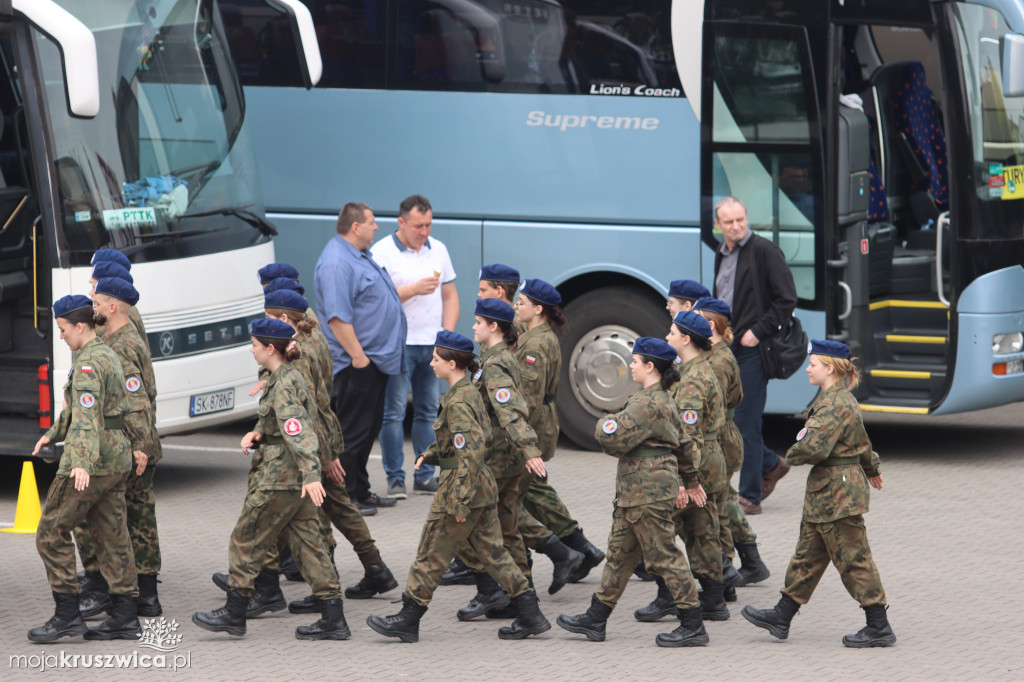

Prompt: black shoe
xmin=137 ymin=574 xmax=162 ymax=617
xmin=724 ymin=585 xmax=737 ymax=603
xmin=279 ymin=545 xmax=304 ymax=583
xmin=556 ymin=594 xmax=612 ymax=642
xmin=722 ymin=551 xmax=741 ymax=587
xmin=655 ymin=607 xmax=709 ymax=647
xmin=633 ymin=560 xmax=655 ymax=582
xmin=536 ymin=535 xmax=584 ymax=595
xmin=248 ymin=570 xmax=287 ymax=616
xmin=440 ymin=556 xmax=474 ymax=586
xmin=366 ymin=593 xmax=428 ymax=643
xmin=212 ymin=571 xmax=230 ymax=592
xmin=733 ymin=541 xmax=771 ymax=587
xmin=295 ymin=598 xmax=351 ymax=640
xmin=697 ymin=576 xmax=730 ymax=621
xmin=192 ymin=590 xmax=248 ymax=636
xmin=634 ymin=576 xmax=675 ymax=622
xmin=355 ymin=499 xmax=378 ymax=516
xmin=741 ymin=595 xmax=800 ymax=640
xmin=413 ymin=478 xmax=439 ymax=494
xmin=361 ymin=492 xmax=397 ymax=508
xmin=289 ymin=594 xmax=322 ymax=614
xmin=483 ymin=603 xmax=518 ymax=619
xmin=77 ymin=570 xmax=108 ymax=597
xmin=85 ymin=595 xmax=141 ymax=640
xmin=457 ymin=573 xmax=510 ymax=621
xmin=842 ymin=605 xmax=896 ymax=648
xmin=498 ymin=591 xmax=550 ymax=640
xmin=28 ymin=592 xmax=88 ymax=643
xmin=345 ymin=549 xmax=399 ymax=599
xmin=79 ymin=590 xmax=112 ymax=619
xmin=563 ymin=528 xmax=606 ymax=584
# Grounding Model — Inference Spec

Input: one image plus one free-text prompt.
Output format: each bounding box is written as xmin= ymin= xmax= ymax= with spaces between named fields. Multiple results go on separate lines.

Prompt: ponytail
xmin=820 ymin=355 xmax=860 ymax=390
xmin=498 ymin=320 xmax=519 ymax=349
xmin=539 ymin=302 xmax=567 ymax=333
xmin=436 ymin=346 xmax=479 ymax=374
xmin=266 ymin=307 xmax=319 ymax=337
xmin=646 ymin=355 xmax=680 ymax=390
xmin=254 ymin=335 xmax=300 ymax=362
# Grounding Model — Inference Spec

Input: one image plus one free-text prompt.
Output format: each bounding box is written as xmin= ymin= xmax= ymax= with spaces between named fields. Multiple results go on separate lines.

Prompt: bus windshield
xmin=37 ymin=0 xmax=269 ymax=265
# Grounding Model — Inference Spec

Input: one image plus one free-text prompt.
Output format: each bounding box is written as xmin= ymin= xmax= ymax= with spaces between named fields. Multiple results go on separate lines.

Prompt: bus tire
xmin=558 ymin=287 xmax=667 ymax=451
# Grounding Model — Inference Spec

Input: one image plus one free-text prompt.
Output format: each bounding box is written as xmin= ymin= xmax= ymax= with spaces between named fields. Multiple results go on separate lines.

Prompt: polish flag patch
xmin=81 ymin=366 xmax=93 ymax=373
xmin=284 ymin=418 xmax=303 ymax=436
xmin=525 ymin=355 xmax=536 ymax=364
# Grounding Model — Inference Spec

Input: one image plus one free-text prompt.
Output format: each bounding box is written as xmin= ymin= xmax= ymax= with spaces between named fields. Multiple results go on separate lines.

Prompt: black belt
xmin=820 ymin=455 xmax=858 ymax=466
xmin=543 ymin=393 xmax=556 ymax=405
xmin=627 ymin=447 xmax=670 ymax=458
xmin=438 ymin=456 xmax=457 ymax=470
xmin=103 ymin=415 xmax=123 ymax=430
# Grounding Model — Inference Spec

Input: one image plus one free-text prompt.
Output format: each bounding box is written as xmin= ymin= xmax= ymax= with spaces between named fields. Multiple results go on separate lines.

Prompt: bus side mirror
xmin=1001 ymin=33 xmax=1024 ymax=97
xmin=263 ymin=0 xmax=323 ymax=88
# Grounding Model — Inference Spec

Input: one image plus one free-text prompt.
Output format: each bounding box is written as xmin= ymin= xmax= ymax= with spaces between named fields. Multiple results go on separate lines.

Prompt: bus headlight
xmin=992 ymin=333 xmax=1024 ymax=354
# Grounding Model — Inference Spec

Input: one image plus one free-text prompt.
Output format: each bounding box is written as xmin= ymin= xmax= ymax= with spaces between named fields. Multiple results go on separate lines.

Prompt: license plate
xmin=189 ymin=388 xmax=235 ymax=417
xmin=1008 ymin=358 xmax=1024 ymax=375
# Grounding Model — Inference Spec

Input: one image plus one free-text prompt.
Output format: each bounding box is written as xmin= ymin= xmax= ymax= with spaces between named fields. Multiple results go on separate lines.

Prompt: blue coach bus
xmin=221 ymin=0 xmax=1024 ymax=447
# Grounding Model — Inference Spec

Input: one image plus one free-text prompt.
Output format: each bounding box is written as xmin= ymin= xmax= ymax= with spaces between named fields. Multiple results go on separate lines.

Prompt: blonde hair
xmin=699 ymin=310 xmax=734 ymax=343
xmin=818 ymin=355 xmax=860 ymax=390
xmin=265 ymin=307 xmax=318 ymax=335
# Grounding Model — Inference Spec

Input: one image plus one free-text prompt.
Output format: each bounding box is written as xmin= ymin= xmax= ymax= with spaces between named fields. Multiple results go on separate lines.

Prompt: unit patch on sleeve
xmin=796 ymin=427 xmax=807 ymax=441
xmin=602 ymin=419 xmax=617 ymax=434
xmin=125 ymin=377 xmax=142 ymax=393
xmin=682 ymin=409 xmax=698 ymax=425
xmin=495 ymin=388 xmax=511 ymax=404
xmin=284 ymin=418 xmax=303 ymax=436
xmin=79 ymin=392 xmax=95 ymax=408
xmin=453 ymin=433 xmax=466 ymax=449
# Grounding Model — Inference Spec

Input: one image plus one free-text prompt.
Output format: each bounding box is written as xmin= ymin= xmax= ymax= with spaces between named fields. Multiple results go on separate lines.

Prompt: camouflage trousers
xmin=673 ymin=493 xmax=723 ymax=580
xmin=459 ymin=473 xmax=530 ymax=578
xmin=721 ymin=421 xmax=744 ymax=476
xmin=781 ymin=515 xmax=887 ymax=607
xmin=596 ymin=500 xmax=699 ymax=610
xmin=76 ymin=467 xmax=160 ymax=576
xmin=227 ymin=488 xmax=342 ymax=601
xmin=37 ymin=474 xmax=138 ymax=596
xmin=406 ymin=505 xmax=531 ymax=607
xmin=518 ymin=474 xmax=578 ymax=550
xmin=724 ymin=483 xmax=757 ymax=554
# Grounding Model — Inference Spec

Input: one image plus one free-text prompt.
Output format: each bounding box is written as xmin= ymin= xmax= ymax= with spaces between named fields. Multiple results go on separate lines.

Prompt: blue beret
xmin=250 ymin=318 xmax=295 ymax=340
xmin=668 ymin=279 xmax=710 ymax=301
xmin=479 ymin=263 xmax=520 ymax=282
xmin=692 ymin=296 xmax=732 ymax=321
xmin=810 ymin=339 xmax=850 ymax=359
xmin=434 ymin=330 xmax=474 ymax=354
xmin=52 ymin=294 xmax=93 ymax=319
xmin=264 ymin=289 xmax=308 ymax=313
xmin=95 ymin=277 xmax=140 ymax=306
xmin=673 ymin=310 xmax=712 ymax=339
xmin=264 ymin=277 xmax=305 ymax=295
xmin=91 ymin=261 xmax=133 ymax=283
xmin=632 ymin=336 xmax=677 ymax=362
xmin=520 ymin=278 xmax=561 ymax=306
xmin=258 ymin=262 xmax=299 ymax=285
xmin=91 ymin=249 xmax=131 ymax=270
xmin=475 ymin=298 xmax=515 ymax=323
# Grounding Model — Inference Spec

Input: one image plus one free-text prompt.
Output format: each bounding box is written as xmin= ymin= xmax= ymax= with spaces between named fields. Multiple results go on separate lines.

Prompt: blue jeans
xmin=733 ymin=345 xmax=780 ymax=505
xmin=379 ymin=345 xmax=439 ymax=485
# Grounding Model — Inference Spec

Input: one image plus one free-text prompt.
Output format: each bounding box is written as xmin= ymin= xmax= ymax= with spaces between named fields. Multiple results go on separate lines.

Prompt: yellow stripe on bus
xmin=859 ymin=404 xmax=930 ymax=414
xmin=869 ymin=300 xmax=949 ymax=311
xmin=885 ymin=335 xmax=946 ymax=344
xmin=869 ymin=369 xmax=932 ymax=379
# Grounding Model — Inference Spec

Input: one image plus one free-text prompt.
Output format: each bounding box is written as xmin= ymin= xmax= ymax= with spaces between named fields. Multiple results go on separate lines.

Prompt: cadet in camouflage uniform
xmin=665 ymin=279 xmax=710 ymax=317
xmin=89 ymin=253 xmax=146 ymax=339
xmin=742 ymin=340 xmax=895 ymax=648
xmin=367 ymin=331 xmax=550 ymax=642
xmin=76 ymin=278 xmax=164 ymax=620
xmin=557 ymin=337 xmax=709 ymax=648
xmin=192 ymin=318 xmax=349 ymax=640
xmin=30 ymin=295 xmax=140 ymax=643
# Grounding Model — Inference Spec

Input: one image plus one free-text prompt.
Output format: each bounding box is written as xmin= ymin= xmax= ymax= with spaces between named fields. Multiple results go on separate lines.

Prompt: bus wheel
xmin=558 ymin=287 xmax=666 ymax=450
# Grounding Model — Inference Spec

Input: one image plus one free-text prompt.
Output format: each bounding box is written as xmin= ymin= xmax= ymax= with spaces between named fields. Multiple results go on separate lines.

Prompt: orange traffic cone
xmin=1 ymin=460 xmax=42 ymax=534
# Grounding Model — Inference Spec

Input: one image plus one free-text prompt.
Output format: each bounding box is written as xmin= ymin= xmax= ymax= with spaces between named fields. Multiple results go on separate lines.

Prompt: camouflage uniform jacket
xmin=103 ymin=322 xmax=162 ymax=465
xmin=595 ymin=384 xmax=698 ymax=507
xmin=252 ymin=362 xmax=321 ymax=490
xmin=707 ymin=341 xmax=743 ymax=472
xmin=308 ymin=319 xmax=333 ymax=387
xmin=515 ymin=322 xmax=560 ymax=461
xmin=292 ymin=334 xmax=343 ymax=468
xmin=672 ymin=354 xmax=727 ymax=493
xmin=474 ymin=341 xmax=543 ymax=478
xmin=785 ymin=383 xmax=881 ymax=523
xmin=421 ymin=375 xmax=496 ymax=517
xmin=45 ymin=337 xmax=131 ymax=477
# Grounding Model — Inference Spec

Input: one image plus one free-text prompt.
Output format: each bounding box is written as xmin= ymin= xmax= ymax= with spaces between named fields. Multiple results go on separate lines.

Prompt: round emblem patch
xmin=682 ymin=409 xmax=698 ymax=425
xmin=495 ymin=388 xmax=511 ymax=404
xmin=602 ymin=419 xmax=617 ymax=434
xmin=453 ymin=433 xmax=466 ymax=449
xmin=284 ymin=418 xmax=303 ymax=436
xmin=79 ymin=392 xmax=95 ymax=409
xmin=125 ymin=377 xmax=141 ymax=393
xmin=796 ymin=427 xmax=807 ymax=441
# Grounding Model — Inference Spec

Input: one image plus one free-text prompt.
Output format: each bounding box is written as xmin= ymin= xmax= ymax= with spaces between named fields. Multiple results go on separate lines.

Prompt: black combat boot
xmin=498 ymin=590 xmax=551 ymax=640
xmin=633 ymin=560 xmax=655 ymax=581
xmin=295 ymin=598 xmax=351 ymax=640
xmin=656 ymin=606 xmax=710 ymax=647
xmin=697 ymin=576 xmax=730 ymax=621
xmin=733 ymin=541 xmax=771 ymax=587
xmin=556 ymin=594 xmax=613 ymax=642
xmin=345 ymin=549 xmax=399 ymax=599
xmin=724 ymin=585 xmax=737 ymax=602
xmin=842 ymin=604 xmax=896 ymax=648
xmin=439 ymin=556 xmax=475 ymax=586
xmin=456 ymin=572 xmax=510 ymax=621
xmin=85 ymin=594 xmax=141 ymax=640
xmin=535 ymin=535 xmax=584 ymax=595
xmin=634 ymin=575 xmax=675 ymax=622
xmin=741 ymin=594 xmax=800 ymax=639
xmin=289 ymin=593 xmax=322 ymax=614
xmin=212 ymin=571 xmax=230 ymax=592
xmin=28 ymin=592 xmax=88 ymax=643
xmin=722 ymin=550 xmax=740 ymax=586
xmin=366 ymin=593 xmax=429 ymax=643
xmin=248 ymin=570 xmax=287 ymax=616
xmin=279 ymin=545 xmax=303 ymax=582
xmin=79 ymin=585 xmax=112 ymax=619
xmin=562 ymin=527 xmax=606 ymax=583
xmin=78 ymin=570 xmax=108 ymax=597
xmin=192 ymin=590 xmax=248 ymax=636
xmin=138 ymin=574 xmax=162 ymax=617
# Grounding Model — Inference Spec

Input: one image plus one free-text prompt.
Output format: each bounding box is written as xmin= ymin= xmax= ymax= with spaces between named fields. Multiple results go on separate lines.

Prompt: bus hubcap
xmin=568 ymin=325 xmax=640 ymax=417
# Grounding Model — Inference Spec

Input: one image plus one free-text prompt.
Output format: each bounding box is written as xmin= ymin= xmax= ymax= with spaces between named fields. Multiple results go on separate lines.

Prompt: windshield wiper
xmin=178 ymin=207 xmax=278 ymax=237
xmin=120 ymin=226 xmax=231 ymax=256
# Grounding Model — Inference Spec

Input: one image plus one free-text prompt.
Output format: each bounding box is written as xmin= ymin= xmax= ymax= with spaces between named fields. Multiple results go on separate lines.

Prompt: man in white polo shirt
xmin=371 ymin=195 xmax=459 ymax=498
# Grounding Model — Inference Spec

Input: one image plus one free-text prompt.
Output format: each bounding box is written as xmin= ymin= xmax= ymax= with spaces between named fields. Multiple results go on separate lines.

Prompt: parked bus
xmin=222 ymin=0 xmax=1024 ymax=448
xmin=0 ymin=0 xmax=321 ymax=456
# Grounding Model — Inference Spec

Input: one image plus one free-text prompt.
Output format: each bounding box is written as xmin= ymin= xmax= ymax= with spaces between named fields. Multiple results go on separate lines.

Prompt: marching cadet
xmin=693 ymin=297 xmax=770 ymax=596
xmin=557 ymin=337 xmax=708 ymax=647
xmin=89 ymin=252 xmax=146 ymax=339
xmin=665 ymin=279 xmax=710 ymax=317
xmin=513 ymin=278 xmax=604 ymax=595
xmin=742 ymin=340 xmax=896 ymax=648
xmin=30 ymin=295 xmax=140 ymax=643
xmin=366 ymin=331 xmax=551 ymax=643
xmin=455 ymin=299 xmax=548 ymax=622
xmin=192 ymin=318 xmax=349 ymax=640
xmin=76 ymin=278 xmax=163 ymax=620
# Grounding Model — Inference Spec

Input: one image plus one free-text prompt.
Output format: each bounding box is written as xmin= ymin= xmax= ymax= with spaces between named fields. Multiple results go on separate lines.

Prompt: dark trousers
xmin=332 ymin=362 xmax=389 ymax=502
xmin=734 ymin=345 xmax=780 ymax=504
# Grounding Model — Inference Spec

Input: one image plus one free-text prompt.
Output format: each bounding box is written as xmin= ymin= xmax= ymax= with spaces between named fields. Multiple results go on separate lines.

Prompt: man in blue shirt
xmin=315 ymin=202 xmax=407 ymax=513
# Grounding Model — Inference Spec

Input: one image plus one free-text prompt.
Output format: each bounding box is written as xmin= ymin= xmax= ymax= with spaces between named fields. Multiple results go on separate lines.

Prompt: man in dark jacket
xmin=712 ymin=197 xmax=798 ymax=514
